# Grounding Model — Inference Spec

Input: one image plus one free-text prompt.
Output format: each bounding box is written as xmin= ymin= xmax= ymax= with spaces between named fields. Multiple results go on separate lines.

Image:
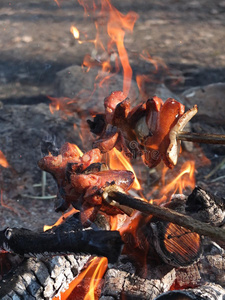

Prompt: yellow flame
xmin=84 ymin=257 xmax=108 ymax=300
xmin=160 ymin=161 xmax=195 ymax=196
xmin=108 ymin=148 xmax=141 ymax=190
xmin=70 ymin=25 xmax=80 ymax=39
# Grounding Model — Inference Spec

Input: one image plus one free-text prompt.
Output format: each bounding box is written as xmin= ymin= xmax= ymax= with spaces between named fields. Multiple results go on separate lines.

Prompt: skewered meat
xmin=38 ymin=142 xmax=134 ymax=225
xmin=88 ymin=91 xmax=198 ymax=168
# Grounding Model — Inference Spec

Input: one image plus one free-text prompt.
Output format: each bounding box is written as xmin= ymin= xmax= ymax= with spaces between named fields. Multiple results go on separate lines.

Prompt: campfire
xmin=0 ymin=0 xmax=225 ymax=300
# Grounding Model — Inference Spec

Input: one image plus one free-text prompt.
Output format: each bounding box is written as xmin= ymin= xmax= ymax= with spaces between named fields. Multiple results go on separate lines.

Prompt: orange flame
xmin=160 ymin=161 xmax=195 ymax=196
xmin=0 ymin=151 xmax=9 ymax=168
xmin=53 ymin=0 xmax=60 ymax=8
xmin=43 ymin=208 xmax=79 ymax=232
xmin=53 ymin=257 xmax=108 ymax=300
xmin=104 ymin=0 xmax=138 ymax=96
xmin=107 ymin=148 xmax=141 ymax=190
xmin=76 ymin=0 xmax=138 ymax=97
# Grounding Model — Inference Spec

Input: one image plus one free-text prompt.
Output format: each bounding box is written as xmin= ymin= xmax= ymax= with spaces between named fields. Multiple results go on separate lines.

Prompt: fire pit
xmin=0 ymin=0 xmax=225 ymax=299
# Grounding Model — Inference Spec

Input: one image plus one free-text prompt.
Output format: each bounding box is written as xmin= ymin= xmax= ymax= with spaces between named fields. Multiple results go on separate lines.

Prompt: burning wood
xmin=0 ymin=214 xmax=123 ymax=264
xmin=104 ymin=187 xmax=225 ymax=248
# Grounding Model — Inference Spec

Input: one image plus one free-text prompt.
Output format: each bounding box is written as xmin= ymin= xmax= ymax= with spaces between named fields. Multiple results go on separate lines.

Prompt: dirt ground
xmin=0 ymin=0 xmax=225 ymax=230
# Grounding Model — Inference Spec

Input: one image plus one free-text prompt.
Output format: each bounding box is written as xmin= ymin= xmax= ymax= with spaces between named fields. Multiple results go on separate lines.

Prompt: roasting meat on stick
xmin=38 ymin=142 xmax=134 ymax=225
xmin=88 ymin=91 xmax=198 ymax=168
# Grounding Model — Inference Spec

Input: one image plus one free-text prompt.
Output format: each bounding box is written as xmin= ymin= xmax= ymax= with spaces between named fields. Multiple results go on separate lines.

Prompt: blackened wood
xmin=0 ymin=227 xmax=122 ymax=264
xmin=175 ymin=240 xmax=225 ymax=289
xmin=101 ymin=267 xmax=176 ymax=300
xmin=0 ymin=254 xmax=90 ymax=300
xmin=155 ymin=282 xmax=225 ymax=299
xmin=107 ymin=191 xmax=225 ymax=248
xmin=0 ymin=213 xmax=123 ymax=264
xmin=149 ymin=221 xmax=202 ymax=267
xmin=186 ymin=186 xmax=225 ymax=226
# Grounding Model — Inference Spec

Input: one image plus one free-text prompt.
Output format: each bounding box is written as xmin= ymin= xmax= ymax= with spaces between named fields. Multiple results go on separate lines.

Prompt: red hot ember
xmin=38 ymin=142 xmax=134 ymax=225
xmin=88 ymin=91 xmax=198 ymax=168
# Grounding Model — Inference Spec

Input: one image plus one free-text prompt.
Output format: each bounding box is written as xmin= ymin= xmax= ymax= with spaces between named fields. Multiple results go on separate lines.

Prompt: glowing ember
xmin=0 ymin=151 xmax=9 ymax=168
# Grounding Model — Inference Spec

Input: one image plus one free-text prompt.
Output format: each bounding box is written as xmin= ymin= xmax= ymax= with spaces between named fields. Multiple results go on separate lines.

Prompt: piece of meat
xmin=104 ymin=91 xmax=127 ymax=124
xmin=38 ymin=142 xmax=134 ymax=226
xmin=144 ymin=97 xmax=185 ymax=168
xmin=69 ymin=170 xmax=134 ymax=225
xmin=89 ymin=91 xmax=197 ymax=168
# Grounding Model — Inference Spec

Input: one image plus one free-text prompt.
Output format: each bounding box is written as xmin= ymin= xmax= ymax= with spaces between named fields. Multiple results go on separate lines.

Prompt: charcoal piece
xmin=155 ymin=282 xmax=225 ymax=300
xmin=0 ymin=254 xmax=90 ymax=300
xmin=186 ymin=186 xmax=225 ymax=226
xmin=87 ymin=114 xmax=106 ymax=135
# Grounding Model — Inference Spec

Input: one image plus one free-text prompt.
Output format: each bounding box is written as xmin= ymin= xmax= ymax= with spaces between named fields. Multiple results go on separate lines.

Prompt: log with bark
xmin=0 ymin=213 xmax=122 ymax=299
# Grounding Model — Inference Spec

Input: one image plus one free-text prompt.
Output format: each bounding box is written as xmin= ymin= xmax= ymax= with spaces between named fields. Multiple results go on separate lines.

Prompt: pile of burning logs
xmin=1 ymin=91 xmax=225 ymax=299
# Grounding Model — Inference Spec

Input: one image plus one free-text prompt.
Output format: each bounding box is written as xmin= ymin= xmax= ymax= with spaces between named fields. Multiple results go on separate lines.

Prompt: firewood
xmin=0 ymin=214 xmax=123 ymax=264
xmin=155 ymin=282 xmax=225 ymax=299
xmin=0 ymin=227 xmax=122 ymax=263
xmin=0 ymin=212 xmax=119 ymax=299
xmin=149 ymin=221 xmax=202 ymax=267
xmin=186 ymin=186 xmax=225 ymax=226
xmin=100 ymin=266 xmax=176 ymax=300
xmin=105 ymin=188 xmax=225 ymax=248
xmin=175 ymin=240 xmax=225 ymax=289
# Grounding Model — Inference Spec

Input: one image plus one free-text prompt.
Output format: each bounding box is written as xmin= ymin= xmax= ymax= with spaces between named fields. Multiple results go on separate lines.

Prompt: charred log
xmin=0 ymin=254 xmax=91 ymax=300
xmin=149 ymin=221 xmax=202 ymax=267
xmin=0 ymin=214 xmax=123 ymax=264
xmin=155 ymin=282 xmax=225 ymax=300
xmin=0 ymin=212 xmax=119 ymax=299
xmin=105 ymin=189 xmax=225 ymax=248
xmin=186 ymin=186 xmax=225 ymax=226
xmin=100 ymin=256 xmax=176 ymax=300
xmin=175 ymin=240 xmax=225 ymax=289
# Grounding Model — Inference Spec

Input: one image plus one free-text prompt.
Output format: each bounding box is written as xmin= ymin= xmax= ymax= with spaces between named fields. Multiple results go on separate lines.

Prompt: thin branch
xmin=177 ymin=131 xmax=225 ymax=144
xmin=107 ymin=190 xmax=225 ymax=247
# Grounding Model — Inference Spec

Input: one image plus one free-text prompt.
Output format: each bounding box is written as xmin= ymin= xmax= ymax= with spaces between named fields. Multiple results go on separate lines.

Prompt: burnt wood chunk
xmin=0 ymin=254 xmax=90 ymax=300
xmin=186 ymin=186 xmax=225 ymax=226
xmin=0 ymin=214 xmax=123 ymax=264
xmin=149 ymin=221 xmax=202 ymax=267
xmin=155 ymin=282 xmax=225 ymax=300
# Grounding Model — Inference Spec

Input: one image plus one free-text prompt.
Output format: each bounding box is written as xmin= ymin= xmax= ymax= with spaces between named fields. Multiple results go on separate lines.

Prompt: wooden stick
xmin=107 ymin=191 xmax=225 ymax=247
xmin=177 ymin=131 xmax=225 ymax=144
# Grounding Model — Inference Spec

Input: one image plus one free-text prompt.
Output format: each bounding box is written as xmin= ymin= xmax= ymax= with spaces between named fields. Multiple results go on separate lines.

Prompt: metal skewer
xmin=177 ymin=131 xmax=225 ymax=145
